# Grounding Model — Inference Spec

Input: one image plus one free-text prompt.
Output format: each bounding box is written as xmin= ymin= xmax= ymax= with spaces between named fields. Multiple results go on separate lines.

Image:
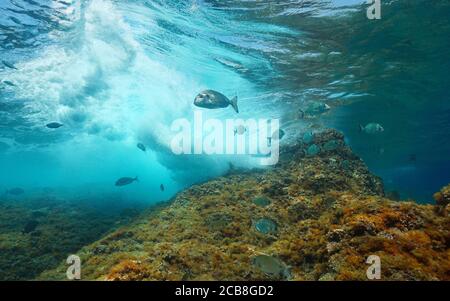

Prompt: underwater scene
xmin=0 ymin=0 xmax=449 ymax=281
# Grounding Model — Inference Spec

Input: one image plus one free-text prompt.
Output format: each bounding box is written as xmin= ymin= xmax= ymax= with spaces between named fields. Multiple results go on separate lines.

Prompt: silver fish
xmin=46 ymin=122 xmax=63 ymax=129
xmin=115 ymin=177 xmax=138 ymax=187
xmin=359 ymin=123 xmax=384 ymax=134
xmin=194 ymin=90 xmax=239 ymax=113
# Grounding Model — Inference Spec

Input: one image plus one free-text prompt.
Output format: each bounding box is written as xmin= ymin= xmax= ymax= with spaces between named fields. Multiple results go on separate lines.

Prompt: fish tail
xmin=230 ymin=96 xmax=239 ymax=113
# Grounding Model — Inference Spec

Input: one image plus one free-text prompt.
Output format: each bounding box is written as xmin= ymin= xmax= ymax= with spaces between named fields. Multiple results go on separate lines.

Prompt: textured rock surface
xmin=39 ymin=130 xmax=450 ymax=281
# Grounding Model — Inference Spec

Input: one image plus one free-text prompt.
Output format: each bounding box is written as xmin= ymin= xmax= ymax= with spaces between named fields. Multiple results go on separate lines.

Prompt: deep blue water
xmin=0 ymin=0 xmax=449 ymax=204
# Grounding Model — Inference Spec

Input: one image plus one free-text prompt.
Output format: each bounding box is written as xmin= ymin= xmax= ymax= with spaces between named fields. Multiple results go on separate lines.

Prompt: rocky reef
xmin=39 ymin=130 xmax=449 ymax=281
xmin=0 ymin=197 xmax=144 ymax=280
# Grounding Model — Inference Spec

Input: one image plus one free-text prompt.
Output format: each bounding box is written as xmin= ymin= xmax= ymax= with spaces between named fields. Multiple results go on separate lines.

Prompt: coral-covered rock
xmin=434 ymin=183 xmax=450 ymax=215
xmin=39 ymin=130 xmax=450 ymax=281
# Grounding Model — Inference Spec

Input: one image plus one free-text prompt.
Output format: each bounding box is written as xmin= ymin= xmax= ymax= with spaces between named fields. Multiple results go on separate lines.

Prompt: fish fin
xmin=359 ymin=124 xmax=364 ymax=132
xmin=230 ymin=96 xmax=239 ymax=113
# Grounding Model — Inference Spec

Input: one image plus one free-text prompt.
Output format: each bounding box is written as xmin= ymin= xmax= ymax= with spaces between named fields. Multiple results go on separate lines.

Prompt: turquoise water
xmin=0 ymin=0 xmax=449 ymax=204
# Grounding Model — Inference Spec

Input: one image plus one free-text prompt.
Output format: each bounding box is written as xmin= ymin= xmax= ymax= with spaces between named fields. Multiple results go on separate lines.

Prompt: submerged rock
xmin=37 ymin=130 xmax=450 ymax=281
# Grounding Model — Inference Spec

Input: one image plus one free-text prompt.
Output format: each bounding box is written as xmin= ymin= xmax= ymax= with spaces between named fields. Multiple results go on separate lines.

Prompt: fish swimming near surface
xmin=2 ymin=60 xmax=17 ymax=70
xmin=137 ymin=143 xmax=146 ymax=152
xmin=359 ymin=123 xmax=384 ymax=134
xmin=6 ymin=187 xmax=24 ymax=195
xmin=46 ymin=122 xmax=63 ymax=129
xmin=115 ymin=177 xmax=138 ymax=187
xmin=194 ymin=90 xmax=239 ymax=113
xmin=160 ymin=184 xmax=165 ymax=192
xmin=3 ymin=80 xmax=15 ymax=87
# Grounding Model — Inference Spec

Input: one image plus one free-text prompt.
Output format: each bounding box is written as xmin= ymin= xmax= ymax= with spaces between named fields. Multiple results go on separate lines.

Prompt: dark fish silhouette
xmin=194 ymin=90 xmax=239 ymax=113
xmin=267 ymin=129 xmax=286 ymax=145
xmin=137 ymin=143 xmax=146 ymax=152
xmin=3 ymin=80 xmax=15 ymax=87
xmin=160 ymin=184 xmax=165 ymax=192
xmin=409 ymin=154 xmax=417 ymax=162
xmin=23 ymin=220 xmax=39 ymax=234
xmin=46 ymin=122 xmax=63 ymax=129
xmin=115 ymin=177 xmax=138 ymax=187
xmin=6 ymin=187 xmax=24 ymax=195
xmin=2 ymin=60 xmax=17 ymax=69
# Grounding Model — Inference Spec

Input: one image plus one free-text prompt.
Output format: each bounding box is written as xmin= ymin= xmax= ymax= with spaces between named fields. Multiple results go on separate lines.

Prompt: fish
xmin=194 ymin=90 xmax=239 ymax=113
xmin=267 ymin=129 xmax=285 ymax=145
xmin=2 ymin=60 xmax=17 ymax=69
xmin=46 ymin=122 xmax=63 ymax=129
xmin=160 ymin=184 xmax=165 ymax=192
xmin=302 ymin=131 xmax=314 ymax=144
xmin=252 ymin=255 xmax=290 ymax=279
xmin=137 ymin=143 xmax=146 ymax=152
xmin=409 ymin=154 xmax=417 ymax=162
xmin=115 ymin=177 xmax=138 ymax=187
xmin=214 ymin=57 xmax=248 ymax=73
xmin=6 ymin=187 xmax=24 ymax=195
xmin=304 ymin=144 xmax=320 ymax=156
xmin=359 ymin=123 xmax=384 ymax=134
xmin=300 ymin=102 xmax=331 ymax=118
xmin=3 ymin=80 xmax=15 ymax=87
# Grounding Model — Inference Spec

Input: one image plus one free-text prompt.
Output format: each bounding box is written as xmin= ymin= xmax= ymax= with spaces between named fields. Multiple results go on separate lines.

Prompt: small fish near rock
xmin=46 ymin=122 xmax=63 ymax=129
xmin=115 ymin=177 xmax=138 ymax=187
xmin=359 ymin=123 xmax=384 ymax=134
xmin=252 ymin=255 xmax=290 ymax=280
xmin=194 ymin=90 xmax=239 ymax=113
xmin=137 ymin=143 xmax=146 ymax=152
xmin=268 ymin=129 xmax=286 ymax=145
